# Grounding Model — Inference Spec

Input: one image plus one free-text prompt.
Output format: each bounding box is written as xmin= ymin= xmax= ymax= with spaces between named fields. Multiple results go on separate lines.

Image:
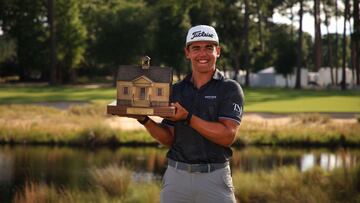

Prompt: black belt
xmin=167 ymin=158 xmax=229 ymax=173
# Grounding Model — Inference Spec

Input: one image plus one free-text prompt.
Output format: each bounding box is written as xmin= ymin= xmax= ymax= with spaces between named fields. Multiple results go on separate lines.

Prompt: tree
xmin=0 ymin=0 xmax=48 ymax=81
xmin=243 ymin=0 xmax=250 ymax=86
xmin=55 ymin=0 xmax=87 ymax=83
xmin=335 ymin=0 xmax=340 ymax=84
xmin=92 ymin=1 xmax=152 ymax=84
xmin=352 ymin=0 xmax=360 ymax=85
xmin=295 ymin=0 xmax=304 ymax=89
xmin=47 ymin=0 xmax=57 ymax=85
xmin=341 ymin=0 xmax=350 ymax=90
xmin=152 ymin=0 xmax=191 ymax=79
xmin=314 ymin=0 xmax=322 ymax=71
xmin=323 ymin=0 xmax=335 ymax=84
xmin=272 ymin=24 xmax=297 ymax=87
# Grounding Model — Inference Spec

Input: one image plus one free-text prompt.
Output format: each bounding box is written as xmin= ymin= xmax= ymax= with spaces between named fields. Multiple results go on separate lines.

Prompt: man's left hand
xmin=168 ymin=102 xmax=189 ymax=121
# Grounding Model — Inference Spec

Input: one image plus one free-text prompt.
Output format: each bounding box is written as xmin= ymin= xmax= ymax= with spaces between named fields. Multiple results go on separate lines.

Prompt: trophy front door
xmin=139 ymin=87 xmax=146 ymax=100
xmin=132 ymin=86 xmax=150 ymax=107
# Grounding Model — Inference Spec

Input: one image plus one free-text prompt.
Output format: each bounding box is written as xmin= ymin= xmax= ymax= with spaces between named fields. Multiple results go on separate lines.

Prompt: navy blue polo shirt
xmin=162 ymin=69 xmax=244 ymax=164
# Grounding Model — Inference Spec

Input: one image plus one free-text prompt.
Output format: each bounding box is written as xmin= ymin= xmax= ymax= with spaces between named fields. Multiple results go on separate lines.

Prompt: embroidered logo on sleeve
xmin=233 ymin=103 xmax=243 ymax=115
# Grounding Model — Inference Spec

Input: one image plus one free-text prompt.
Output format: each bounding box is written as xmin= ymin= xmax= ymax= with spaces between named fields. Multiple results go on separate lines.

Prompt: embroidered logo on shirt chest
xmin=204 ymin=95 xmax=217 ymax=99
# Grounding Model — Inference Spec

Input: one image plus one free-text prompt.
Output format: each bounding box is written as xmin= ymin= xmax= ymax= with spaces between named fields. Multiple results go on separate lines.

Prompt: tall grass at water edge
xmin=14 ymin=165 xmax=160 ymax=203
xmin=13 ymin=164 xmax=360 ymax=203
xmin=233 ymin=165 xmax=360 ymax=203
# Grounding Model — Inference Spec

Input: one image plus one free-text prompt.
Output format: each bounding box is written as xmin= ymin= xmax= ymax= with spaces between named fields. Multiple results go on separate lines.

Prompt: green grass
xmin=244 ymin=88 xmax=360 ymax=113
xmin=1 ymin=85 xmax=359 ymax=112
xmin=0 ymin=86 xmax=115 ymax=104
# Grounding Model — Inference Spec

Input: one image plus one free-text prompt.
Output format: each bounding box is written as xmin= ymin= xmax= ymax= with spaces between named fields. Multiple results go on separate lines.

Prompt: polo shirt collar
xmin=184 ymin=69 xmax=224 ymax=82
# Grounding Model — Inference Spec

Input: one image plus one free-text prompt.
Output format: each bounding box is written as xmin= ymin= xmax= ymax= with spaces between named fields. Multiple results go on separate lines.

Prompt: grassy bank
xmin=1 ymin=85 xmax=360 ymax=112
xmin=0 ymin=104 xmax=359 ymax=147
xmin=14 ymin=164 xmax=360 ymax=203
xmin=238 ymin=114 xmax=360 ymax=147
xmin=14 ymin=165 xmax=160 ymax=203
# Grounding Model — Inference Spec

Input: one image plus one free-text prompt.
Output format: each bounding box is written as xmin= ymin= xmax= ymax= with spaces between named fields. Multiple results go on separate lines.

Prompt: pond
xmin=0 ymin=145 xmax=359 ymax=202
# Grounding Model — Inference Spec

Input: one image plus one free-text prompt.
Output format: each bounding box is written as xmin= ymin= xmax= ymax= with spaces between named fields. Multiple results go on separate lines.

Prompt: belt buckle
xmin=187 ymin=164 xmax=192 ymax=173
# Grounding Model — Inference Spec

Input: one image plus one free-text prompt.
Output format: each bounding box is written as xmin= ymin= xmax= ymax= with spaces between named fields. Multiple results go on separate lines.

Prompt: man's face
xmin=185 ymin=41 xmax=220 ymax=74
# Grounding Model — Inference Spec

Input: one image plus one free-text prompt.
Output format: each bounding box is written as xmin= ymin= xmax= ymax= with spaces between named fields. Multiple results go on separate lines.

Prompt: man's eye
xmin=206 ymin=46 xmax=214 ymax=51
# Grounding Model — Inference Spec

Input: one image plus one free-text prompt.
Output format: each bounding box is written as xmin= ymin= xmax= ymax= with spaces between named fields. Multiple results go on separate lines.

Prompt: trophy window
xmin=157 ymin=88 xmax=163 ymax=96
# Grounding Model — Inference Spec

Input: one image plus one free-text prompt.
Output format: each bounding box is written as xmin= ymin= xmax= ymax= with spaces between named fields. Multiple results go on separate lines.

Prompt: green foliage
xmin=92 ymin=0 xmax=151 ymax=66
xmin=0 ymin=0 xmax=48 ymax=80
xmin=0 ymin=0 xmax=355 ymax=84
xmin=55 ymin=0 xmax=87 ymax=82
xmin=272 ymin=24 xmax=297 ymax=78
xmin=152 ymin=0 xmax=191 ymax=76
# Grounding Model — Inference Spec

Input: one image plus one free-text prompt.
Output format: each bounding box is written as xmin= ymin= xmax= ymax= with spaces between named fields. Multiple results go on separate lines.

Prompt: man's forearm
xmin=143 ymin=119 xmax=174 ymax=148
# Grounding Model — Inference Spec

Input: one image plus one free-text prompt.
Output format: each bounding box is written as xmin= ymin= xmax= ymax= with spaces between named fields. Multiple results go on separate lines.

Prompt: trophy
xmin=107 ymin=56 xmax=175 ymax=117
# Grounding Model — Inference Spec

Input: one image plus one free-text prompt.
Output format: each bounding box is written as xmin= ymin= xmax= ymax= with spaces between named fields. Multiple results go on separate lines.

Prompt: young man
xmin=136 ymin=25 xmax=244 ymax=203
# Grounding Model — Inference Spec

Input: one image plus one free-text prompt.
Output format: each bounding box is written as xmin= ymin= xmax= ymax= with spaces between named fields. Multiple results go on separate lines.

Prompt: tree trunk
xmin=255 ymin=0 xmax=264 ymax=52
xmin=47 ymin=0 xmax=57 ymax=85
xmin=295 ymin=0 xmax=303 ymax=89
xmin=341 ymin=0 xmax=349 ymax=90
xmin=244 ymin=0 xmax=250 ymax=87
xmin=323 ymin=2 xmax=334 ymax=84
xmin=314 ymin=0 xmax=322 ymax=71
xmin=290 ymin=6 xmax=294 ymax=37
xmin=335 ymin=0 xmax=339 ymax=84
xmin=233 ymin=51 xmax=240 ymax=82
xmin=353 ymin=0 xmax=360 ymax=85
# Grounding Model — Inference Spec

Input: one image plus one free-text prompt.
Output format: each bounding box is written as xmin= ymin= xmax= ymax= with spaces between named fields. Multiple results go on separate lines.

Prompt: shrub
xmin=90 ymin=164 xmax=131 ymax=197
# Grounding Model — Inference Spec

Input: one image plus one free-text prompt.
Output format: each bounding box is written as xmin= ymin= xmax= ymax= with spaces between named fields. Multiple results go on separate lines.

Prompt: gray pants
xmin=160 ymin=165 xmax=236 ymax=203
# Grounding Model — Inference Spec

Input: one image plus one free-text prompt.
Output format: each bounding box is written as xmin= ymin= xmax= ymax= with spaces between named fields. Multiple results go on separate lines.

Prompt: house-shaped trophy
xmin=107 ymin=56 xmax=175 ymax=117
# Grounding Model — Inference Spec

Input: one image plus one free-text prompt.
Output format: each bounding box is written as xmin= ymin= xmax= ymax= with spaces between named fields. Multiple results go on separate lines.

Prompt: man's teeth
xmin=198 ymin=60 xmax=208 ymax=63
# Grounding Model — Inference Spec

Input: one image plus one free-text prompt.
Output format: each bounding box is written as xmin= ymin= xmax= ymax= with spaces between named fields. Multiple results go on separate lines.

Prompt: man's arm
xmin=140 ymin=117 xmax=174 ymax=148
xmin=171 ymin=102 xmax=239 ymax=147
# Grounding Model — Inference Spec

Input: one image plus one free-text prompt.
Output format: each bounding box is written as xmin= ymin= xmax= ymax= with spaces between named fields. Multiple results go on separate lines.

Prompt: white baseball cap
xmin=186 ymin=25 xmax=219 ymax=46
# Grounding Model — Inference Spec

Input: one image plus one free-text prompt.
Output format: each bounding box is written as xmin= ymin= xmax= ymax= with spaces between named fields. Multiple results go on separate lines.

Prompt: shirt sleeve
xmin=161 ymin=118 xmax=175 ymax=127
xmin=218 ymin=80 xmax=245 ymax=123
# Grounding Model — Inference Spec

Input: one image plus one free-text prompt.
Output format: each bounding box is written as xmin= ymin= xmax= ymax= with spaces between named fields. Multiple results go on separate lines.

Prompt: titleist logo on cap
xmin=186 ymin=25 xmax=219 ymax=45
xmin=191 ymin=31 xmax=214 ymax=39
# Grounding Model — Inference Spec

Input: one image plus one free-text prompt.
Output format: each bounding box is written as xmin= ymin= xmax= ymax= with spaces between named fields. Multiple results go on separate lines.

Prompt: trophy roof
xmin=117 ymin=65 xmax=172 ymax=83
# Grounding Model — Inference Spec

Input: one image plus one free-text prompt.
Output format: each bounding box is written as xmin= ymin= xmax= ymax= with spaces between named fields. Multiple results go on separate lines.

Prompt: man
xmin=136 ymin=25 xmax=244 ymax=203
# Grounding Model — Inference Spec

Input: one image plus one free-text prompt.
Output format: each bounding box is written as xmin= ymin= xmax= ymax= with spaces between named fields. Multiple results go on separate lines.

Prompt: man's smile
xmin=197 ymin=59 xmax=209 ymax=64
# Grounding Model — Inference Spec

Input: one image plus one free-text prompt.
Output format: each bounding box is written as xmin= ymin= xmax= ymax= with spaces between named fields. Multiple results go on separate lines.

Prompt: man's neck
xmin=191 ymin=69 xmax=216 ymax=89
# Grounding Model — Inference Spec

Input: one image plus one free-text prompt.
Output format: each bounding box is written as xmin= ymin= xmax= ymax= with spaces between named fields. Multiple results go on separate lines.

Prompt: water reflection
xmin=0 ymin=146 xmax=359 ymax=202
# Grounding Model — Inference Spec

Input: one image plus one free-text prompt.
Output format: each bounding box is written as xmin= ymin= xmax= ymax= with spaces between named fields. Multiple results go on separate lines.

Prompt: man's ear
xmin=216 ymin=46 xmax=221 ymax=58
xmin=184 ymin=47 xmax=190 ymax=59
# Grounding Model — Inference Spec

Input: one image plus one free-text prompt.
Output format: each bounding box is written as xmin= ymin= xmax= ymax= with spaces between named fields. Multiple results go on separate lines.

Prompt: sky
xmin=273 ymin=12 xmax=353 ymax=38
xmin=272 ymin=1 xmax=353 ymax=39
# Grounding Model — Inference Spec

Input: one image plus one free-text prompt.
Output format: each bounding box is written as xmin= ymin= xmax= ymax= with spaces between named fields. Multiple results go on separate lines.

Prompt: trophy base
xmin=107 ymin=101 xmax=175 ymax=117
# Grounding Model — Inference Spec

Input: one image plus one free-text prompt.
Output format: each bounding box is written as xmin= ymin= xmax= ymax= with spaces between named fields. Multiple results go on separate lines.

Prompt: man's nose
xmin=198 ymin=48 xmax=207 ymax=56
